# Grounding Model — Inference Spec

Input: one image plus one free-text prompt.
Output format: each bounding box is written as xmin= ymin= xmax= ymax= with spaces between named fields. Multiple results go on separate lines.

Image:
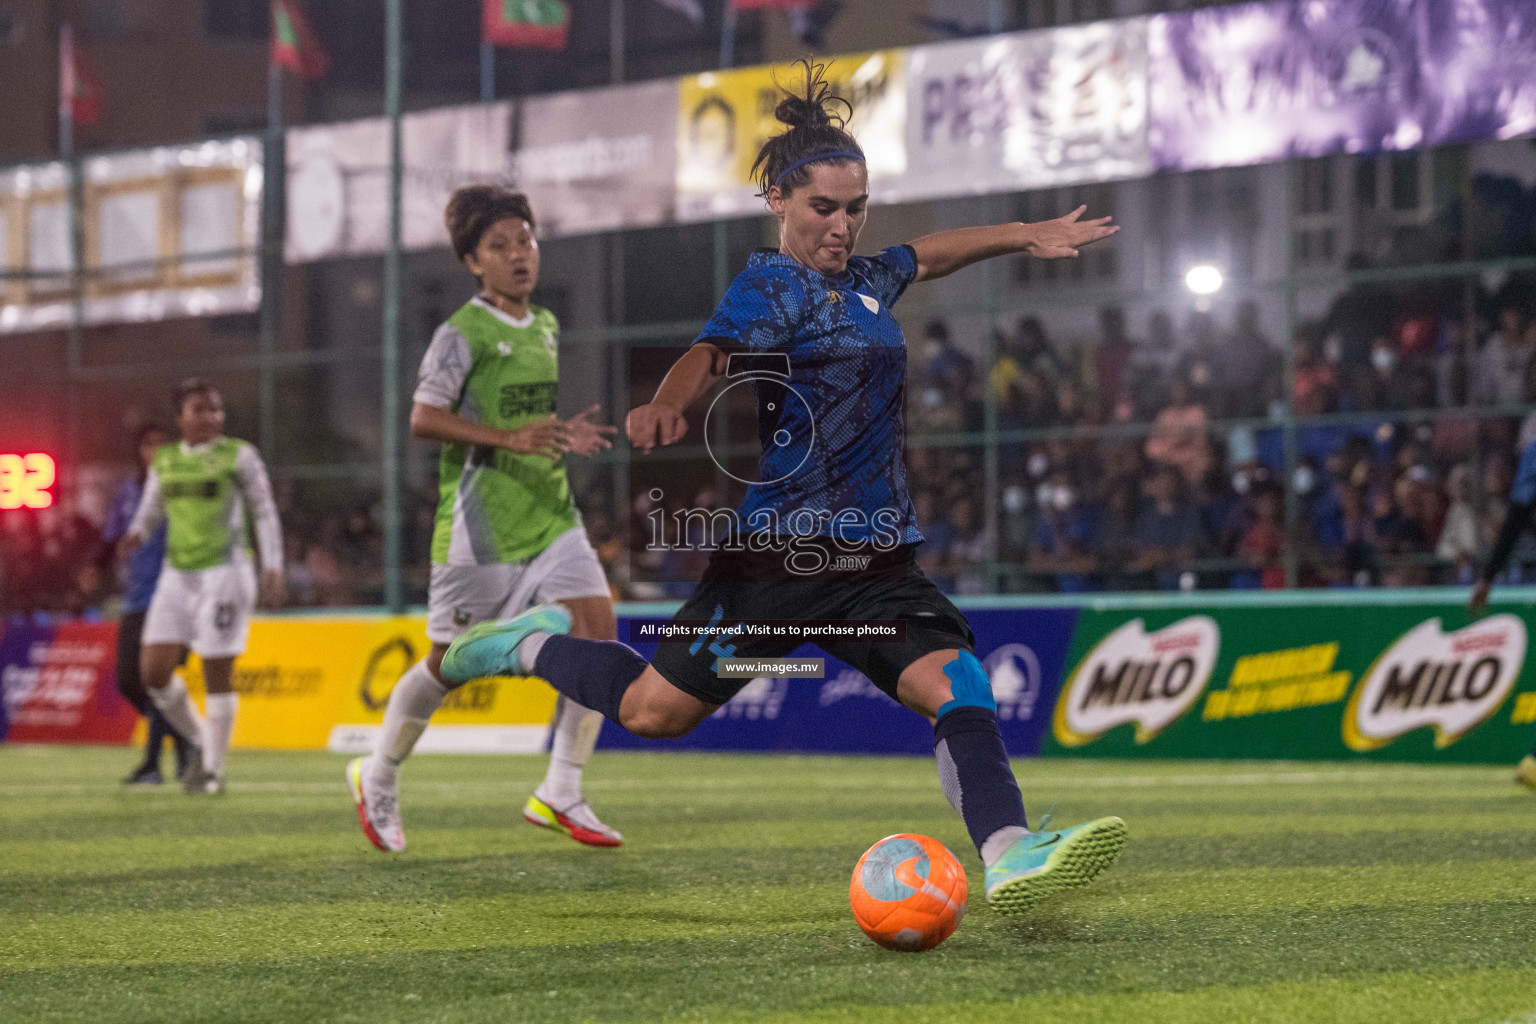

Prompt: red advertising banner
xmin=0 ymin=621 xmax=136 ymax=744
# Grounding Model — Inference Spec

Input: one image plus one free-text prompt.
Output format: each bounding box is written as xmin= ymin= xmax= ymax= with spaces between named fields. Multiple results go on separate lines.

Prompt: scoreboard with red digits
xmin=0 ymin=453 xmax=57 ymax=510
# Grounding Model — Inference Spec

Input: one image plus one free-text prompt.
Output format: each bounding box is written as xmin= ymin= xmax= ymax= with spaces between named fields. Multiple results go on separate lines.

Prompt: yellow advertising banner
xmin=675 ymin=50 xmax=906 ymax=222
xmin=179 ymin=615 xmax=558 ymax=752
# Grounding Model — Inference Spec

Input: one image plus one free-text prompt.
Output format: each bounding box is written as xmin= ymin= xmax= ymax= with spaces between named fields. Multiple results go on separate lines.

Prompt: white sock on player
xmin=204 ymin=692 xmax=238 ymax=777
xmin=149 ymin=675 xmax=205 ymax=751
xmin=369 ymin=660 xmax=449 ymax=790
xmin=517 ymin=631 xmax=552 ymax=674
xmin=537 ymin=695 xmax=602 ymax=808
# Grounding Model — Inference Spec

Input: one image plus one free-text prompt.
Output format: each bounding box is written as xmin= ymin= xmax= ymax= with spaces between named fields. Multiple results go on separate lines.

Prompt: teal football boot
xmin=439 ymin=603 xmax=572 ymax=685
xmin=985 ymin=816 xmax=1128 ymax=916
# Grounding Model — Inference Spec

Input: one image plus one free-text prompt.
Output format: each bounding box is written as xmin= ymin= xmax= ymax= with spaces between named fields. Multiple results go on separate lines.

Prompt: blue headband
xmin=773 ymin=150 xmax=866 ymax=188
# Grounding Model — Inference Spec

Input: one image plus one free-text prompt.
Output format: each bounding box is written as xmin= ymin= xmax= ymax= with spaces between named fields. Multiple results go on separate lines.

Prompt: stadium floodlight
xmin=1185 ymin=264 xmax=1224 ymax=295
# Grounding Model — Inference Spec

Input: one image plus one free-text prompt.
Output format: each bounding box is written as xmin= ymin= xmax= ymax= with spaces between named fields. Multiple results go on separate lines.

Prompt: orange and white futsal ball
xmin=849 ymin=833 xmax=968 ymax=952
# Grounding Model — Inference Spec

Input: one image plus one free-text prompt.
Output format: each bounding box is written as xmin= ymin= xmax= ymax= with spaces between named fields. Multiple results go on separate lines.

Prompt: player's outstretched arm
xmin=627 ymin=343 xmax=728 ymax=455
xmin=410 ymin=402 xmax=567 ymax=460
xmin=910 ymin=206 xmax=1118 ymax=282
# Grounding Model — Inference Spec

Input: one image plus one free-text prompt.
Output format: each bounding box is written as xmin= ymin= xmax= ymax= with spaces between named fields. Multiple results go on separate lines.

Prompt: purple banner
xmin=597 ymin=608 xmax=1077 ymax=756
xmin=1149 ymin=0 xmax=1536 ymax=173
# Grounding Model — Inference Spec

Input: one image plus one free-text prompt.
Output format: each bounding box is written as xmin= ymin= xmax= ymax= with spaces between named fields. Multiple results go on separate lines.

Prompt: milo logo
xmin=1344 ymin=616 xmax=1526 ymax=751
xmin=1054 ymin=616 xmax=1219 ymax=747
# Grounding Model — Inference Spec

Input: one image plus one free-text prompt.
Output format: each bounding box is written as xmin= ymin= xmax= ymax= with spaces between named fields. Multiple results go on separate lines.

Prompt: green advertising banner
xmin=1043 ymin=600 xmax=1536 ymax=763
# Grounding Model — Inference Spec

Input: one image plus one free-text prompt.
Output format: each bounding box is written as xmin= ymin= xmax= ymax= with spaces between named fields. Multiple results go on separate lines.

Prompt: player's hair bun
xmin=752 ymin=60 xmax=862 ymax=199
xmin=774 ymin=92 xmax=832 ymax=130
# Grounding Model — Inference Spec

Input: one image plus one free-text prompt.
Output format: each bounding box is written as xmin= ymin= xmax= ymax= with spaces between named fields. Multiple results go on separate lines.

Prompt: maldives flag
xmin=59 ymin=24 xmax=103 ymax=128
xmin=483 ymin=0 xmax=570 ymax=50
xmin=271 ymin=0 xmax=329 ymax=81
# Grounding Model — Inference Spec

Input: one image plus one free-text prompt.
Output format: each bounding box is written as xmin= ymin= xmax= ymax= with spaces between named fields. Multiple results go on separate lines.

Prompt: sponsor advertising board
xmin=674 ymin=50 xmax=906 ymax=222
xmin=1045 ymin=603 xmax=1536 ymax=763
xmin=5 ymin=599 xmax=1534 ymax=763
xmin=0 ymin=621 xmax=136 ymax=744
xmin=901 ymin=19 xmax=1150 ymax=203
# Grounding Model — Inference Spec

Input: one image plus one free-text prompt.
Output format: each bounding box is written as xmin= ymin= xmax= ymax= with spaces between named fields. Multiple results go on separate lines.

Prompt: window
xmin=1014 ymin=182 xmax=1118 ymax=286
xmin=1293 ymin=158 xmax=1337 ymax=268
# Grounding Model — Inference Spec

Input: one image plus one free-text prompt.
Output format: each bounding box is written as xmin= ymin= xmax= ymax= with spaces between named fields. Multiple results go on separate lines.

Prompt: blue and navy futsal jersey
xmin=693 ymin=245 xmax=922 ymax=545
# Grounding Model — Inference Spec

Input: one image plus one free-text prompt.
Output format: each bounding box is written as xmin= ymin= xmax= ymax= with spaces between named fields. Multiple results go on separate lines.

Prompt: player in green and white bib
xmin=124 ymin=379 xmax=285 ymax=795
xmin=347 ymin=185 xmax=622 ymax=852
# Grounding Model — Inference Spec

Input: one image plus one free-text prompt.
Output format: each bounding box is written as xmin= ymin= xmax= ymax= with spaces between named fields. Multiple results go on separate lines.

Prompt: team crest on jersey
xmin=497 ymin=342 xmax=513 ymax=357
xmin=452 ymin=608 xmax=472 ymax=627
xmin=825 ymin=290 xmax=842 ymax=304
xmin=542 ymin=331 xmax=557 ymax=356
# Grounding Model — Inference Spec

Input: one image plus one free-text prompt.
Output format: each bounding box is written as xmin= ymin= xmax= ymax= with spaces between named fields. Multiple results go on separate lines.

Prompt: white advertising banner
xmin=900 ymin=19 xmax=1151 ymax=202
xmin=511 ymin=78 xmax=678 ymax=238
xmin=285 ymin=103 xmax=512 ymax=262
xmin=0 ymin=138 xmax=261 ymax=334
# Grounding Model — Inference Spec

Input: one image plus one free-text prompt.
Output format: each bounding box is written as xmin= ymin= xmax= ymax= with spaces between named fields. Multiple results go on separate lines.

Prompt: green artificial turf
xmin=2 ymin=747 xmax=1535 ymax=1024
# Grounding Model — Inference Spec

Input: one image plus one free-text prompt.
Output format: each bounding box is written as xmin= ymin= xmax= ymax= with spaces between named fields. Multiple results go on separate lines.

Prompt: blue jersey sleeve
xmin=1512 ymin=440 xmax=1536 ymax=505
xmin=847 ymin=244 xmax=918 ymax=310
xmin=693 ymin=264 xmax=809 ymax=352
xmin=100 ymin=479 xmax=140 ymax=544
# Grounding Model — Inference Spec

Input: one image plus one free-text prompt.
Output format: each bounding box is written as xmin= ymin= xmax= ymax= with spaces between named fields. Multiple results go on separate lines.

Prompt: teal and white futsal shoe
xmin=440 ymin=603 xmax=573 ymax=685
xmin=984 ymin=816 xmax=1128 ymax=916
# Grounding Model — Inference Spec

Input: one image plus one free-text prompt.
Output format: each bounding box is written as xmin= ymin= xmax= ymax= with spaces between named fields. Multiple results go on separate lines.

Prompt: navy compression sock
xmin=933 ymin=705 xmax=1028 ymax=857
xmin=532 ymin=635 xmax=648 ymax=724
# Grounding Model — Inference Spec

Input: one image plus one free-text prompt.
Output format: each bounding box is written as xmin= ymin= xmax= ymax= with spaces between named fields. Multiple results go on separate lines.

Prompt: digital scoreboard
xmin=0 ymin=453 xmax=57 ymax=510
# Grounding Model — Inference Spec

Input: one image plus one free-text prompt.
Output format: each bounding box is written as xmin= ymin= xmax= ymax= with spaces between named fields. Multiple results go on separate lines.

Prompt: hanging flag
xmin=652 ymin=0 xmax=704 ymax=22
xmin=59 ymin=24 xmax=103 ymax=128
xmin=483 ymin=0 xmax=571 ymax=50
xmin=271 ymin=0 xmax=329 ymax=81
xmin=732 ymin=0 xmax=815 ymax=10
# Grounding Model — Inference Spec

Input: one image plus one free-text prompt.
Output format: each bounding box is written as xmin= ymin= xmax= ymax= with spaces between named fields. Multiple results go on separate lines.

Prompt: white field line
xmin=0 ymin=765 xmax=1506 ymax=799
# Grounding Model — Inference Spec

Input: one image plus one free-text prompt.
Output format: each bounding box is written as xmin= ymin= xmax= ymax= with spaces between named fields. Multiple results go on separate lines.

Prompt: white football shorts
xmin=426 ymin=527 xmax=611 ymax=644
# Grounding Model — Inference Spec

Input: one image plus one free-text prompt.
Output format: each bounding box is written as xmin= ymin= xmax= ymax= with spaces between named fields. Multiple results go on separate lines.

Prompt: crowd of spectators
xmin=8 ymin=272 xmax=1536 ymax=616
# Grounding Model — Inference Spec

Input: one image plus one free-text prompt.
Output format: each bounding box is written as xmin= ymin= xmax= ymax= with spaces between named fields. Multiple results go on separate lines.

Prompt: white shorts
xmin=426 ymin=527 xmax=611 ymax=644
xmin=142 ymin=560 xmax=258 ymax=659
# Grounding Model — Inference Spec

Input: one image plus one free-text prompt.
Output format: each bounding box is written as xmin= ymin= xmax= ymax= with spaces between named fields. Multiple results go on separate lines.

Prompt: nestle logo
xmin=1451 ymin=632 xmax=1507 ymax=655
xmin=1151 ymin=633 xmax=1201 ymax=654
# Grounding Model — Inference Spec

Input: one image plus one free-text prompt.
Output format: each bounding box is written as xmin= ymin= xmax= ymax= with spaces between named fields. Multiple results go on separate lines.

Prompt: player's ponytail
xmin=752 ymin=60 xmax=865 ymax=200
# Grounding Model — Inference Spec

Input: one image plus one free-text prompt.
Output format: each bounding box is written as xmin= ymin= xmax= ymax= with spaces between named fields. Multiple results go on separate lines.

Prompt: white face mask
xmin=1232 ymin=471 xmax=1251 ymax=495
xmin=1323 ymin=337 xmax=1343 ymax=363
xmin=1372 ymin=348 xmax=1396 ymax=372
xmin=1028 ymin=453 xmax=1050 ymax=478
xmin=1003 ymin=486 xmax=1027 ymax=513
xmin=1052 ymin=486 xmax=1074 ymax=511
xmin=1293 ymin=466 xmax=1316 ymax=494
xmin=922 ymin=388 xmax=944 ymax=408
xmin=1036 ymin=483 xmax=1056 ymax=509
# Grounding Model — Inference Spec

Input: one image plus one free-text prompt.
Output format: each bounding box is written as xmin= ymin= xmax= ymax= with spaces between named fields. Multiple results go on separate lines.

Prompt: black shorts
xmin=651 ymin=542 xmax=974 ymax=706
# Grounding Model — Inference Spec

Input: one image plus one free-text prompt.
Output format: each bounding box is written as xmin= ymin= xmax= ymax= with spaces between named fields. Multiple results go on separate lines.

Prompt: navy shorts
xmin=651 ymin=542 xmax=973 ymax=706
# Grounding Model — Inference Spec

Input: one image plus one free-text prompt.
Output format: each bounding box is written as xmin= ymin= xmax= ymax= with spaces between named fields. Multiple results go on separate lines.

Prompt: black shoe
xmin=123 ymin=764 xmax=164 ymax=786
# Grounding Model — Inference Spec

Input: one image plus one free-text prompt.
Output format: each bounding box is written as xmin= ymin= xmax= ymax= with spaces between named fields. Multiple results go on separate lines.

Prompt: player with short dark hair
xmin=122 ymin=380 xmax=285 ymax=794
xmin=100 ymin=422 xmax=191 ymax=785
xmin=346 ymin=184 xmax=623 ymax=853
xmin=438 ymin=63 xmax=1127 ymax=915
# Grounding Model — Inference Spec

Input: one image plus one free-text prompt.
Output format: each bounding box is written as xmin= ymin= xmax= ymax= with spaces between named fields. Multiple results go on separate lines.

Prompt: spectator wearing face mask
xmin=1029 ymin=470 xmax=1102 ymax=592
xmin=1130 ymin=465 xmax=1207 ymax=591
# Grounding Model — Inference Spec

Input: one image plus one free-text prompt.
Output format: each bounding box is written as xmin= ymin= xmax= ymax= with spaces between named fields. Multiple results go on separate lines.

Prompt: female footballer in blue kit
xmin=439 ymin=63 xmax=1127 ymax=914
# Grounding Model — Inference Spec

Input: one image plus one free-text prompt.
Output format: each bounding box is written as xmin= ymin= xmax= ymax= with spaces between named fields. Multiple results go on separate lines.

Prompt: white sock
xmin=149 ymin=676 xmax=206 ymax=751
xmin=204 ymin=692 xmax=238 ymax=776
xmin=981 ymin=825 xmax=1032 ymax=867
xmin=537 ymin=696 xmax=602 ymax=808
xmin=517 ymin=631 xmax=552 ymax=674
xmin=369 ymin=660 xmax=449 ymax=789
